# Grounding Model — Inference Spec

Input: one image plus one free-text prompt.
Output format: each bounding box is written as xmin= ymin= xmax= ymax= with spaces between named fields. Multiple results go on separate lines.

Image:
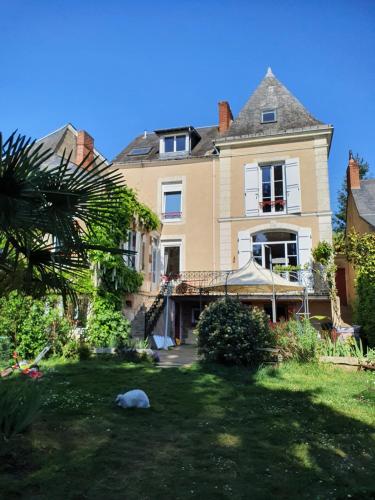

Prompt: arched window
xmin=251 ymin=231 xmax=298 ymax=269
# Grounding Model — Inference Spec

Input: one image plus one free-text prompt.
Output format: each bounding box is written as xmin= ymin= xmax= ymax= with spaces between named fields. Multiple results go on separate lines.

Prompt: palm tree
xmin=0 ymin=131 xmax=129 ymax=301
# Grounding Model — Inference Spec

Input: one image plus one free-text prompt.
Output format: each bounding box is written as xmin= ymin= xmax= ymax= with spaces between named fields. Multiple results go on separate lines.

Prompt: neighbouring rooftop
xmin=352 ymin=179 xmax=375 ymax=228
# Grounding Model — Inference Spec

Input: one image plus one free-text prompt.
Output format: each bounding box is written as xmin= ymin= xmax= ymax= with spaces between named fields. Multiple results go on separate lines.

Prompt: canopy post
xmin=271 ymin=295 xmax=277 ymax=323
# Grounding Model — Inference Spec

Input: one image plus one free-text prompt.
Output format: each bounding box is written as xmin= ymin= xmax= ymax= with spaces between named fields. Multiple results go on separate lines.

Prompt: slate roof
xmin=352 ymin=179 xmax=375 ymax=228
xmin=113 ymin=68 xmax=330 ymax=164
xmin=113 ymin=125 xmax=219 ymax=164
xmin=35 ymin=123 xmax=108 ymax=165
xmin=35 ymin=124 xmax=67 ymax=153
xmin=220 ymin=68 xmax=325 ymax=141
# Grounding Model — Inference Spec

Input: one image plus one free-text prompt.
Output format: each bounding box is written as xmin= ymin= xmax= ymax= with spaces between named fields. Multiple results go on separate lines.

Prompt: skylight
xmin=128 ymin=147 xmax=152 ymax=156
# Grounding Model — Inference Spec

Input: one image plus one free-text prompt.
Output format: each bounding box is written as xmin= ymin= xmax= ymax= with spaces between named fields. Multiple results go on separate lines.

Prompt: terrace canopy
xmin=207 ymin=258 xmax=305 ymax=322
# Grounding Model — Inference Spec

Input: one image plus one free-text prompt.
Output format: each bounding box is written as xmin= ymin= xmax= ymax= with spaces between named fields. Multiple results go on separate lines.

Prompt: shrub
xmin=62 ymin=340 xmax=91 ymax=360
xmin=0 ymin=292 xmax=71 ymax=359
xmin=273 ymin=319 xmax=319 ymax=362
xmin=354 ymin=275 xmax=375 ymax=347
xmin=318 ymin=337 xmax=365 ymax=358
xmin=196 ymin=297 xmax=271 ymax=365
xmin=0 ymin=382 xmax=41 ymax=439
xmin=86 ymin=294 xmax=130 ymax=348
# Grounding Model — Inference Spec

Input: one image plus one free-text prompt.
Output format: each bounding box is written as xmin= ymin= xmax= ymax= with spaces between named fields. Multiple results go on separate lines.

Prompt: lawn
xmin=1 ymin=359 xmax=374 ymax=499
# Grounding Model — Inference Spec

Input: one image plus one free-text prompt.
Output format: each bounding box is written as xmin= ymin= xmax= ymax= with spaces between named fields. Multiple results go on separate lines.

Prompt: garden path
xmin=156 ymin=344 xmax=199 ymax=368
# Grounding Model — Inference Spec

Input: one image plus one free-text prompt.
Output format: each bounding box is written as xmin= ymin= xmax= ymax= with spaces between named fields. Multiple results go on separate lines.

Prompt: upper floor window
xmin=163 ymin=134 xmax=188 ymax=154
xmin=260 ymin=164 xmax=285 ymax=213
xmin=244 ymin=158 xmax=301 ymax=217
xmin=162 ymin=182 xmax=182 ymax=221
xmin=123 ymin=230 xmax=137 ymax=269
xmin=261 ymin=109 xmax=277 ymax=123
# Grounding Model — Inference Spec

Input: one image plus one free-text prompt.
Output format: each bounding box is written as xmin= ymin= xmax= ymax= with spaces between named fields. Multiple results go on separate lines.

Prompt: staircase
xmin=144 ymin=283 xmax=168 ymax=339
xmin=130 ymin=306 xmax=146 ymax=339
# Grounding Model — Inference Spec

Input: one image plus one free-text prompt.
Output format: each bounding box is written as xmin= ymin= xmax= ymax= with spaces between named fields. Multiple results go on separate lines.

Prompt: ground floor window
xmin=251 ymin=231 xmax=298 ymax=269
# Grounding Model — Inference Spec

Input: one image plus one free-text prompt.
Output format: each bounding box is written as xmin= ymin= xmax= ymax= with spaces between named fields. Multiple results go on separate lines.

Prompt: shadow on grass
xmin=0 ymin=358 xmax=374 ymax=499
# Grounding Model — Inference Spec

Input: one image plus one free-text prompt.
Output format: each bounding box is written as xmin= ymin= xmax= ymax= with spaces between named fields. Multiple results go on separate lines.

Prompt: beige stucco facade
xmin=114 ymin=128 xmax=333 ymax=277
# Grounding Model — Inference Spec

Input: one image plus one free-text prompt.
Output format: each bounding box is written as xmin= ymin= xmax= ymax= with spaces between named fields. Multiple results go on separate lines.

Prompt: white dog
xmin=115 ymin=389 xmax=150 ymax=409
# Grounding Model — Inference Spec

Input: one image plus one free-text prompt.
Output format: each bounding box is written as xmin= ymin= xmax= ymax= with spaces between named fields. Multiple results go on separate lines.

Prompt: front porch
xmin=145 ymin=268 xmax=331 ymax=342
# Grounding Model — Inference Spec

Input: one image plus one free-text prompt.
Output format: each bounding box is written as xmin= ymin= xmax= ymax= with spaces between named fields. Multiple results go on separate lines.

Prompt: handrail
xmin=144 ymin=283 xmax=169 ymax=339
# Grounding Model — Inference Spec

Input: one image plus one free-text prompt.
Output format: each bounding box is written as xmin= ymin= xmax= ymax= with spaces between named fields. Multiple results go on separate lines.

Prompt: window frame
xmin=160 ymin=239 xmax=183 ymax=277
xmin=161 ymin=134 xmax=189 ymax=155
xmin=261 ymin=109 xmax=277 ymax=123
xmin=251 ymin=231 xmax=298 ymax=270
xmin=259 ymin=163 xmax=286 ymax=214
xmin=161 ymin=182 xmax=183 ymax=222
xmin=123 ymin=230 xmax=138 ymax=270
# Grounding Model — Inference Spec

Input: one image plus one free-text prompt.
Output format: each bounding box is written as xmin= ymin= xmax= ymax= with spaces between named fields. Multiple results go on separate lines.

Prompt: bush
xmin=0 ymin=292 xmax=71 ymax=359
xmin=354 ymin=275 xmax=375 ymax=347
xmin=86 ymin=294 xmax=130 ymax=348
xmin=196 ymin=297 xmax=271 ymax=365
xmin=273 ymin=319 xmax=319 ymax=362
xmin=0 ymin=382 xmax=41 ymax=439
xmin=62 ymin=340 xmax=91 ymax=360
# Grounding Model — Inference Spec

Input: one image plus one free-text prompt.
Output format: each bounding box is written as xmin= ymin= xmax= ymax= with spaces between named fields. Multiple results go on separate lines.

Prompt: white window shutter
xmin=244 ymin=163 xmax=259 ymax=216
xmin=298 ymin=228 xmax=313 ymax=290
xmin=285 ymin=158 xmax=301 ymax=213
xmin=298 ymin=228 xmax=312 ymax=267
xmin=238 ymin=230 xmax=251 ymax=268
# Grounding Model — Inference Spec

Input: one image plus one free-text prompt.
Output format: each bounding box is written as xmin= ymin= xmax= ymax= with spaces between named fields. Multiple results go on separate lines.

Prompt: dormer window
xmin=261 ymin=109 xmax=277 ymax=123
xmin=164 ymin=134 xmax=188 ymax=153
xmin=155 ymin=126 xmax=200 ymax=159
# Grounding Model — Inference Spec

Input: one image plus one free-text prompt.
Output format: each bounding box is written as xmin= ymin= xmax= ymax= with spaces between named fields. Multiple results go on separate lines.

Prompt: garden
xmin=0 ymin=358 xmax=374 ymax=499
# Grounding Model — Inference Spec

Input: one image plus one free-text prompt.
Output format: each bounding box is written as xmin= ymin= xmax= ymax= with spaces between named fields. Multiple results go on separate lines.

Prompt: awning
xmin=207 ymin=258 xmax=304 ymax=294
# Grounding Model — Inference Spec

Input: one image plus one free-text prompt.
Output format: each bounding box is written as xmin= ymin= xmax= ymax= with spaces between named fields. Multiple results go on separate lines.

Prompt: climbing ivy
xmin=346 ymin=230 xmax=375 ymax=346
xmin=312 ymin=241 xmax=340 ymax=325
xmin=84 ymin=186 xmax=159 ymax=296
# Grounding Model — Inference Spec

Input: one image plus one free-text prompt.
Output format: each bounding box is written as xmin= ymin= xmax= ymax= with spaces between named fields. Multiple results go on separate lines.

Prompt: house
xmin=35 ymin=124 xmax=161 ymax=326
xmin=335 ymin=154 xmax=375 ymax=316
xmin=113 ymin=68 xmax=334 ymax=341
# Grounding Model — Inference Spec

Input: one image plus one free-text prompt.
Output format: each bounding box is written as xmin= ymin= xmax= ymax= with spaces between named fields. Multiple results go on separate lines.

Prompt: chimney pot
xmin=218 ymin=101 xmax=233 ymax=134
xmin=76 ymin=130 xmax=94 ymax=168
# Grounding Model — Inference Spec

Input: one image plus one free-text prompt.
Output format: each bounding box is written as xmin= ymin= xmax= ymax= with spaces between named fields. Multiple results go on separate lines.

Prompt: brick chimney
xmin=218 ymin=101 xmax=233 ymax=134
xmin=76 ymin=130 xmax=94 ymax=168
xmin=347 ymin=150 xmax=360 ymax=190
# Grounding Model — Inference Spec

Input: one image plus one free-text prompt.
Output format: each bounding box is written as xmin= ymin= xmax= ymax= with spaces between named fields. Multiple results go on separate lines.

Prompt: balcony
xmin=161 ymin=267 xmax=329 ymax=297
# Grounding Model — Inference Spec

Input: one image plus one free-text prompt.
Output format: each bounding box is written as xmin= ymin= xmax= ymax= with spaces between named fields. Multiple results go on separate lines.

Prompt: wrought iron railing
xmin=162 ymin=267 xmax=329 ymax=296
xmin=273 ymin=267 xmax=329 ymax=295
xmin=161 ymin=211 xmax=182 ymax=220
xmin=162 ymin=271 xmax=230 ymax=295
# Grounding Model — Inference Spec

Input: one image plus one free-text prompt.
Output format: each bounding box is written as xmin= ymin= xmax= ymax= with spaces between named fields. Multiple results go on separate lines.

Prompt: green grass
xmin=0 ymin=359 xmax=374 ymax=499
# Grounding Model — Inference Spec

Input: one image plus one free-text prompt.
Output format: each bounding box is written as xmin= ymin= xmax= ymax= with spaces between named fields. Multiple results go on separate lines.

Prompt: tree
xmin=333 ymin=152 xmax=370 ymax=234
xmin=0 ymin=131 xmax=129 ymax=301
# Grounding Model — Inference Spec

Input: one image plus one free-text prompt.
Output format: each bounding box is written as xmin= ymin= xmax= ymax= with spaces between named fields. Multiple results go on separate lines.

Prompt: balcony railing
xmin=161 ymin=267 xmax=329 ymax=296
xmin=162 ymin=211 xmax=182 ymax=220
xmin=259 ymin=199 xmax=286 ymax=210
xmin=273 ymin=268 xmax=329 ymax=295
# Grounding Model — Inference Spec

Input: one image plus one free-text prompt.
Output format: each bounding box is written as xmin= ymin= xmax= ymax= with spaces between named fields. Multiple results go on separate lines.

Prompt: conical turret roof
xmin=225 ymin=68 xmax=323 ymax=138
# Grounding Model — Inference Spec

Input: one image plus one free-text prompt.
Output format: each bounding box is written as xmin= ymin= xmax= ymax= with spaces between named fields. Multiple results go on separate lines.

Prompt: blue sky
xmin=1 ymin=0 xmax=374 ymax=211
